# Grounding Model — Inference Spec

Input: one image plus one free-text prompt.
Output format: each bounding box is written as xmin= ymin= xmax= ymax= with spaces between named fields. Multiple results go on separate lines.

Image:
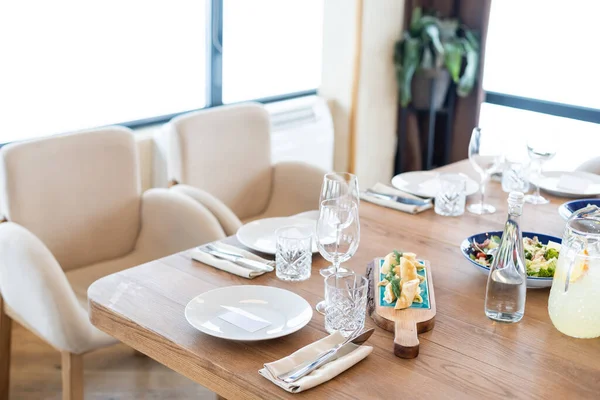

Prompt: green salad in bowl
xmin=469 ymin=235 xmax=561 ymax=278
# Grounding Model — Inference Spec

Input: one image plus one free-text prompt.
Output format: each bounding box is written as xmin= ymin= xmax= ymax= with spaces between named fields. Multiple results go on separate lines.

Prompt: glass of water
xmin=435 ymin=173 xmax=467 ymax=216
xmin=524 ymin=132 xmax=557 ymax=205
xmin=314 ymin=199 xmax=360 ymax=314
xmin=324 ymin=272 xmax=368 ymax=337
xmin=502 ymin=160 xmax=530 ymax=193
xmin=467 ymin=127 xmax=503 ymax=215
xmin=275 ymin=225 xmax=312 ymax=282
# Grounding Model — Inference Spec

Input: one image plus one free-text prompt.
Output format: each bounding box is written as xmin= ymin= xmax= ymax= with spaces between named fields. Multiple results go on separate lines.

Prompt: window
xmin=222 ymin=0 xmax=323 ymax=103
xmin=0 ymin=0 xmax=323 ymax=144
xmin=0 ymin=0 xmax=207 ymax=143
xmin=483 ymin=0 xmax=600 ymax=109
xmin=479 ymin=0 xmax=600 ymax=169
xmin=479 ymin=103 xmax=599 ymax=171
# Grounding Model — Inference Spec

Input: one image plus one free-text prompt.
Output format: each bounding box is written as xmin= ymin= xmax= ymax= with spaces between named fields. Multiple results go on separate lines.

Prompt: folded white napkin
xmin=259 ymin=331 xmax=372 ymax=393
xmin=360 ymin=182 xmax=432 ymax=214
xmin=190 ymin=242 xmax=274 ymax=279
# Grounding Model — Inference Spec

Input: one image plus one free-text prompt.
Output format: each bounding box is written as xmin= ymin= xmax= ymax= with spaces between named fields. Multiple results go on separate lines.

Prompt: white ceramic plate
xmin=185 ymin=285 xmax=313 ymax=341
xmin=391 ymin=171 xmax=479 ymax=198
xmin=236 ymin=217 xmax=317 ymax=254
xmin=293 ymin=209 xmax=320 ymax=221
xmin=531 ymin=171 xmax=600 ymax=198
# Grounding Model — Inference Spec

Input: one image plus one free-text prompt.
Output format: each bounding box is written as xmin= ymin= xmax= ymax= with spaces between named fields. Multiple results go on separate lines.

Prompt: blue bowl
xmin=460 ymin=231 xmax=562 ymax=288
xmin=558 ymin=199 xmax=600 ymax=221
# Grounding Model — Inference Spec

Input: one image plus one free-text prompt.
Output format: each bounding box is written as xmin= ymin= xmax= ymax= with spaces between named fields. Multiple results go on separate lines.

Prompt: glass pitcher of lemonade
xmin=548 ymin=205 xmax=600 ymax=338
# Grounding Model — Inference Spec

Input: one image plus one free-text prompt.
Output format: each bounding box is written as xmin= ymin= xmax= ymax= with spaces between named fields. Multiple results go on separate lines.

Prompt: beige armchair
xmin=166 ymin=103 xmax=327 ymax=235
xmin=0 ymin=127 xmax=226 ymax=399
xmin=576 ymin=157 xmax=600 ymax=175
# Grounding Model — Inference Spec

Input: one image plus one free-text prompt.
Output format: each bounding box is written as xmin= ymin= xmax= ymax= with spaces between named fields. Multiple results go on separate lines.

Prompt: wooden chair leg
xmin=61 ymin=352 xmax=83 ymax=400
xmin=133 ymin=349 xmax=146 ymax=357
xmin=0 ymin=295 xmax=12 ymax=400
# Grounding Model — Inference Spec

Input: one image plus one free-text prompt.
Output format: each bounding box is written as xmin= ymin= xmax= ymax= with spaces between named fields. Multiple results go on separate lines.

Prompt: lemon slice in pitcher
xmin=569 ymin=249 xmax=590 ymax=283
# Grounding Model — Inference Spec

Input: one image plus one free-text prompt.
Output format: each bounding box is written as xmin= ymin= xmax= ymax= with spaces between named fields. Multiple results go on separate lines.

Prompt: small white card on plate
xmin=218 ymin=306 xmax=271 ymax=333
xmin=557 ymin=174 xmax=590 ymax=193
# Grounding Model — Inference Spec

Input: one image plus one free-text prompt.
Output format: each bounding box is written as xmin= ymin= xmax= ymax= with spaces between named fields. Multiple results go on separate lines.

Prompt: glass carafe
xmin=548 ymin=205 xmax=600 ymax=338
xmin=484 ymin=192 xmax=527 ymax=323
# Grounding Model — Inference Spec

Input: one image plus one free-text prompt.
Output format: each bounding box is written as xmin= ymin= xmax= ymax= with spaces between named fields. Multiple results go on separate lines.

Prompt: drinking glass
xmin=434 ymin=173 xmax=467 ymax=216
xmin=318 ymin=172 xmax=359 ymax=276
xmin=467 ymin=127 xmax=503 ymax=215
xmin=524 ymin=134 xmax=557 ymax=205
xmin=320 ymin=172 xmax=360 ymax=207
xmin=501 ymin=159 xmax=530 ymax=193
xmin=275 ymin=225 xmax=312 ymax=282
xmin=315 ymin=199 xmax=360 ymax=314
xmin=324 ymin=273 xmax=368 ymax=337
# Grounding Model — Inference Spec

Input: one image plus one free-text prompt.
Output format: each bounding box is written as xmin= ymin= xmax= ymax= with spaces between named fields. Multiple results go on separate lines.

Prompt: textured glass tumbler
xmin=275 ymin=225 xmax=312 ymax=282
xmin=324 ymin=273 xmax=368 ymax=336
xmin=435 ymin=173 xmax=467 ymax=217
xmin=502 ymin=162 xmax=530 ymax=193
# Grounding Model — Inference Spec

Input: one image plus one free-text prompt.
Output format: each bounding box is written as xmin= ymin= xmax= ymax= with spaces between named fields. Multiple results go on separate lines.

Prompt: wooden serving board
xmin=367 ymin=258 xmax=436 ymax=359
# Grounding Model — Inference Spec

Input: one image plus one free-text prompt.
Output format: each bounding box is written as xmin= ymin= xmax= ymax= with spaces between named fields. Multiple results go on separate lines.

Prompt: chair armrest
xmin=135 ymin=188 xmax=226 ymax=258
xmin=576 ymin=157 xmax=600 ymax=174
xmin=0 ymin=222 xmax=108 ymax=354
xmin=266 ymin=161 xmax=327 ymax=216
xmin=170 ymin=184 xmax=242 ymax=236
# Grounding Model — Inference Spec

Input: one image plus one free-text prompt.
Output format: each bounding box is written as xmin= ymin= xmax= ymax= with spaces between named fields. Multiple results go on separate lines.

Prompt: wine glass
xmin=524 ymin=134 xmax=557 ymax=205
xmin=467 ymin=127 xmax=503 ymax=215
xmin=318 ymin=171 xmax=359 ymax=278
xmin=315 ymin=198 xmax=360 ymax=314
xmin=320 ymin=172 xmax=359 ymax=207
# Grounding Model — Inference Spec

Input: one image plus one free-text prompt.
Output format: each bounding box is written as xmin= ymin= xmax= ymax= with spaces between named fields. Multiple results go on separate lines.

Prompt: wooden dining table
xmin=88 ymin=160 xmax=600 ymax=399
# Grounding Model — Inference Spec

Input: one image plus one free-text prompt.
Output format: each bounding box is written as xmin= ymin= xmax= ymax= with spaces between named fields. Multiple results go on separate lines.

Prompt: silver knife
xmin=277 ymin=328 xmax=374 ymax=383
xmin=366 ymin=189 xmax=431 ymax=206
xmin=198 ymin=247 xmax=274 ymax=272
xmin=206 ymin=244 xmax=275 ymax=267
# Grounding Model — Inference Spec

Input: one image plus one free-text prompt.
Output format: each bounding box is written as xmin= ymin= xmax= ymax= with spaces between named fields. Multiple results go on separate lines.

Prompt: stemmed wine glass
xmin=314 ymin=198 xmax=360 ymax=314
xmin=524 ymin=134 xmax=557 ymax=205
xmin=318 ymin=172 xmax=359 ymax=277
xmin=467 ymin=127 xmax=503 ymax=215
xmin=320 ymin=172 xmax=359 ymax=205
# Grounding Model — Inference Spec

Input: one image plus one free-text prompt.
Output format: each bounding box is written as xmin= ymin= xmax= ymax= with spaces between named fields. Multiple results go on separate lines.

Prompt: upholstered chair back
xmin=168 ymin=103 xmax=273 ymax=220
xmin=0 ymin=127 xmax=141 ymax=271
xmin=576 ymin=157 xmax=600 ymax=175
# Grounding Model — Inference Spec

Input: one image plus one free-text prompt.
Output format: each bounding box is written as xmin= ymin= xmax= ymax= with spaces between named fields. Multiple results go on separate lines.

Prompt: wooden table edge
xmin=88 ymin=297 xmax=271 ymax=400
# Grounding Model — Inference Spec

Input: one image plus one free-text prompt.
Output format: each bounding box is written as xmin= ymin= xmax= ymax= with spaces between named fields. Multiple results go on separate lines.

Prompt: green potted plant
xmin=393 ymin=7 xmax=480 ymax=109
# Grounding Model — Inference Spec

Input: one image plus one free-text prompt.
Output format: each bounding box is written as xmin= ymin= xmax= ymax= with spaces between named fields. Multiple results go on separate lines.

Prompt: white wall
xmin=320 ymin=0 xmax=405 ymax=188
xmin=354 ymin=1 xmax=405 ymax=188
xmin=319 ymin=0 xmax=359 ymax=173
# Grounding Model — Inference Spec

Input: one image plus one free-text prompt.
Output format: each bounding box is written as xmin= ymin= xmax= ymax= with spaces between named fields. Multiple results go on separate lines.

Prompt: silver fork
xmin=205 ymin=244 xmax=275 ymax=267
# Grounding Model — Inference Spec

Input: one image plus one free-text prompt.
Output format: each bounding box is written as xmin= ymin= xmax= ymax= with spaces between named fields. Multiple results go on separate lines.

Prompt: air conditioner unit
xmin=265 ymin=95 xmax=334 ymax=172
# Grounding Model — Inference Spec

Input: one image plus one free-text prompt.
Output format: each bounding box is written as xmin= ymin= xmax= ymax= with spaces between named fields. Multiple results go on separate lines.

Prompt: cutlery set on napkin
xmin=360 ymin=182 xmax=432 ymax=214
xmin=259 ymin=328 xmax=374 ymax=393
xmin=191 ymin=242 xmax=274 ymax=279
